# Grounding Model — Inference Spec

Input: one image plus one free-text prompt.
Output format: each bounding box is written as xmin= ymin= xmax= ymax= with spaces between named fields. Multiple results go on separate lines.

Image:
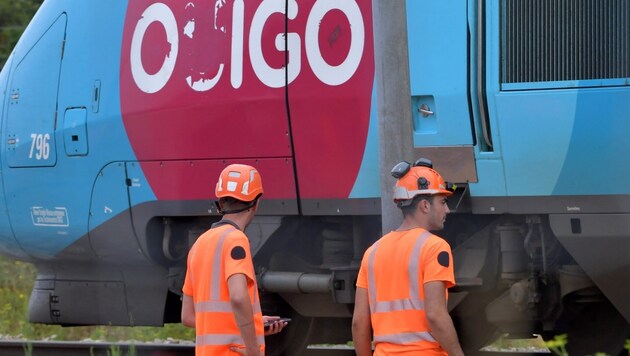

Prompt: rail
xmin=0 ymin=340 xmax=193 ymax=356
xmin=0 ymin=340 xmax=550 ymax=356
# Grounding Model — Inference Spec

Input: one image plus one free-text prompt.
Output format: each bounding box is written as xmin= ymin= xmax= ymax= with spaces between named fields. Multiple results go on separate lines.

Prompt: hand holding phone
xmin=264 ymin=317 xmax=291 ymax=330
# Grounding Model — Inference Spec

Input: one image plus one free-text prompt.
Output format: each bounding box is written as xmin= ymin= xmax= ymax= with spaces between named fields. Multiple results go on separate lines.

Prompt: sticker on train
xmin=31 ymin=206 xmax=69 ymax=227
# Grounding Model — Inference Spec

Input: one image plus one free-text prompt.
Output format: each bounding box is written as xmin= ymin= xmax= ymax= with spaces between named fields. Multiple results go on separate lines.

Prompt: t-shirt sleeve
xmin=223 ymin=232 xmax=255 ymax=282
xmin=356 ymin=246 xmax=372 ymax=289
xmin=422 ymin=237 xmax=456 ymax=289
xmin=182 ymin=245 xmax=195 ymax=296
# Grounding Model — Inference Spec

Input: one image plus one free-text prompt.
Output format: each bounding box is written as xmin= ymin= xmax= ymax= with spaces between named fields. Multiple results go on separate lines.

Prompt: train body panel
xmin=1 ymin=1 xmax=145 ymax=259
xmin=0 ymin=52 xmax=25 ymax=259
xmin=493 ymin=87 xmax=630 ymax=197
xmin=407 ymin=1 xmax=473 ymax=147
xmin=1 ymin=0 xmax=629 ymax=353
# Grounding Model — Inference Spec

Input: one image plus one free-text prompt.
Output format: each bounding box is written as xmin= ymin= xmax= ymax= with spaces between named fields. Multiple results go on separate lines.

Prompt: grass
xmin=0 ymin=255 xmax=195 ymax=342
xmin=544 ymin=334 xmax=630 ymax=356
xmin=485 ymin=334 xmax=549 ymax=351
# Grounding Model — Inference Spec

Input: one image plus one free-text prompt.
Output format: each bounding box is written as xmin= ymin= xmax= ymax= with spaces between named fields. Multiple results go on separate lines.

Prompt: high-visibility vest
xmin=357 ymin=228 xmax=455 ymax=355
xmin=183 ymin=222 xmax=265 ymax=356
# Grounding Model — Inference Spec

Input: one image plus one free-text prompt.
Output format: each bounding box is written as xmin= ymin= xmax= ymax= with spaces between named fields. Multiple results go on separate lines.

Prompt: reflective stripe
xmin=408 ymin=232 xmax=430 ymax=302
xmin=195 ymin=300 xmax=262 ymax=313
xmin=367 ymin=231 xmax=431 ymax=314
xmin=196 ymin=334 xmax=265 ymax=346
xmin=211 ymin=227 xmax=234 ymax=300
xmin=196 ymin=300 xmax=232 ymax=312
xmin=372 ymin=298 xmax=424 ymax=313
xmin=374 ymin=331 xmax=436 ymax=344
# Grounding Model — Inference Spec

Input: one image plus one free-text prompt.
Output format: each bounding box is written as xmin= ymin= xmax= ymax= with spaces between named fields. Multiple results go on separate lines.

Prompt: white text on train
xmin=130 ymin=0 xmax=365 ymax=94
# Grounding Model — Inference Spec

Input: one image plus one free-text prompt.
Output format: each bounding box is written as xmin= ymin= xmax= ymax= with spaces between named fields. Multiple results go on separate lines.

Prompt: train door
xmin=5 ymin=14 xmax=65 ymax=168
xmin=0 ymin=55 xmax=26 ymax=259
xmin=3 ymin=14 xmax=67 ymax=257
xmin=406 ymin=1 xmax=476 ymax=183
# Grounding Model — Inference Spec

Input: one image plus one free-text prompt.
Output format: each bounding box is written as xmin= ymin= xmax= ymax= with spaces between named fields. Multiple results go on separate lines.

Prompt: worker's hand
xmin=229 ymin=346 xmax=263 ymax=356
xmin=263 ymin=315 xmax=288 ymax=336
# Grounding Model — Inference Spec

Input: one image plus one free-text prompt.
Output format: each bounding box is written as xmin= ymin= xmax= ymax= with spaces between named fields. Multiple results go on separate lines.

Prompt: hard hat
xmin=391 ymin=158 xmax=454 ymax=205
xmin=215 ymin=164 xmax=263 ymax=202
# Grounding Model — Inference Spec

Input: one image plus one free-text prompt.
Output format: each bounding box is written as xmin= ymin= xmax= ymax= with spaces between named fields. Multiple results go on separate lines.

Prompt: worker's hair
xmin=400 ymin=194 xmax=434 ymax=217
xmin=219 ymin=196 xmax=255 ymax=212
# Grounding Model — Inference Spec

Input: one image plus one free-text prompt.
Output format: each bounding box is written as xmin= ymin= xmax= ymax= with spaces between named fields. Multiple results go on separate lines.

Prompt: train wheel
xmin=453 ymin=316 xmax=498 ymax=355
xmin=261 ymin=292 xmax=352 ymax=355
xmin=452 ymin=291 xmax=501 ymax=355
xmin=264 ymin=313 xmax=314 ymax=355
xmin=543 ymin=298 xmax=630 ymax=355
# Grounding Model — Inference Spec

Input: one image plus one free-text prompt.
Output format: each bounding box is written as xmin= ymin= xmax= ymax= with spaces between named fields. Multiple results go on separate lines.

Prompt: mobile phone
xmin=264 ymin=318 xmax=291 ymax=329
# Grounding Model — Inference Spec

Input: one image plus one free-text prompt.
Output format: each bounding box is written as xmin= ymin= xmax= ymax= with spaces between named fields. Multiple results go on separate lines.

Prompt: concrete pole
xmin=372 ymin=0 xmax=415 ymax=235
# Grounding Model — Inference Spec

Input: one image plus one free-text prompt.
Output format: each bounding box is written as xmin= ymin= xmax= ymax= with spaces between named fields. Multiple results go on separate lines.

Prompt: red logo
xmin=120 ymin=0 xmax=374 ymax=200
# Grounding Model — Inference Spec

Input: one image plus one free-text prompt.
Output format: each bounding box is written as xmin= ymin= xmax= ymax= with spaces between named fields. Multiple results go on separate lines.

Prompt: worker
xmin=181 ymin=164 xmax=287 ymax=355
xmin=352 ymin=158 xmax=465 ymax=355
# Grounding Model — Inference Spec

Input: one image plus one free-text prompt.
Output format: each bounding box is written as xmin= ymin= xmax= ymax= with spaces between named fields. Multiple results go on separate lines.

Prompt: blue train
xmin=0 ymin=0 xmax=628 ymax=354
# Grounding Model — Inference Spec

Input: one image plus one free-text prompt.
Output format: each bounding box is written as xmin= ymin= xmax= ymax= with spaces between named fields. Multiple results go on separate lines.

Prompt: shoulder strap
xmin=211 ymin=219 xmax=241 ymax=231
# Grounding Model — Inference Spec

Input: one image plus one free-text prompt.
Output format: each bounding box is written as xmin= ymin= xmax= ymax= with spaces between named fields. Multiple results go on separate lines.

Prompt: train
xmin=1 ymin=0 xmax=629 ymax=354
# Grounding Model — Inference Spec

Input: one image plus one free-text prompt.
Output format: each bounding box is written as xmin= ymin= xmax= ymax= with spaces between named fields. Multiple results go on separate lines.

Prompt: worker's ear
xmin=418 ymin=198 xmax=431 ymax=213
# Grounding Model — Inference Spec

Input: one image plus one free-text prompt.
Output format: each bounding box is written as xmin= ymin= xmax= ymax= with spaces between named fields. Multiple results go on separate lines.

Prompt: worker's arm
xmin=424 ymin=281 xmax=465 ymax=356
xmin=228 ymin=273 xmax=261 ymax=356
xmin=180 ymin=294 xmax=195 ymax=328
xmin=352 ymin=287 xmax=373 ymax=356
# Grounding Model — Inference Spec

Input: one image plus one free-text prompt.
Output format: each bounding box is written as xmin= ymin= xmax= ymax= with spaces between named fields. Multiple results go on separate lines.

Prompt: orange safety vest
xmin=357 ymin=228 xmax=455 ymax=355
xmin=183 ymin=222 xmax=265 ymax=356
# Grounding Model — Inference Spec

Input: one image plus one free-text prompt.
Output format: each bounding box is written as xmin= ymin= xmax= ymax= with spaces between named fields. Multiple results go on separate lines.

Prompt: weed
xmin=22 ymin=340 xmax=32 ymax=356
xmin=544 ymin=334 xmax=569 ymax=356
xmin=544 ymin=334 xmax=630 ymax=356
xmin=106 ymin=344 xmax=120 ymax=356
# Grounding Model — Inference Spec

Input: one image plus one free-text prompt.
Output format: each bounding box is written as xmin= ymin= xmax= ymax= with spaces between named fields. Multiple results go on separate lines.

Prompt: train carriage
xmin=1 ymin=0 xmax=629 ymax=354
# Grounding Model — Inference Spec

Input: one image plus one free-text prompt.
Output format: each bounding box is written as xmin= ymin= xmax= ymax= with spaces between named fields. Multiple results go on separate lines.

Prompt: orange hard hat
xmin=391 ymin=158 xmax=453 ymax=204
xmin=215 ymin=164 xmax=263 ymax=202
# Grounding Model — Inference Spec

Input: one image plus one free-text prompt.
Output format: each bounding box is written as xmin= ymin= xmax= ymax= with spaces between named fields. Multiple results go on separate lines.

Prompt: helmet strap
xmin=215 ymin=198 xmax=259 ymax=215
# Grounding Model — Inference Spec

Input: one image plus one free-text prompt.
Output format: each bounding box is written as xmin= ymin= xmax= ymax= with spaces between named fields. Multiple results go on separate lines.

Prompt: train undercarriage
xmin=168 ymin=211 xmax=630 ymax=354
xmin=29 ymin=209 xmax=630 ymax=355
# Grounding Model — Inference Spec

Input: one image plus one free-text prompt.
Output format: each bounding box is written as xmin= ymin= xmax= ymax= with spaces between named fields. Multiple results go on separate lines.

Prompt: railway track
xmin=0 ymin=340 xmax=194 ymax=356
xmin=0 ymin=340 xmax=551 ymax=355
